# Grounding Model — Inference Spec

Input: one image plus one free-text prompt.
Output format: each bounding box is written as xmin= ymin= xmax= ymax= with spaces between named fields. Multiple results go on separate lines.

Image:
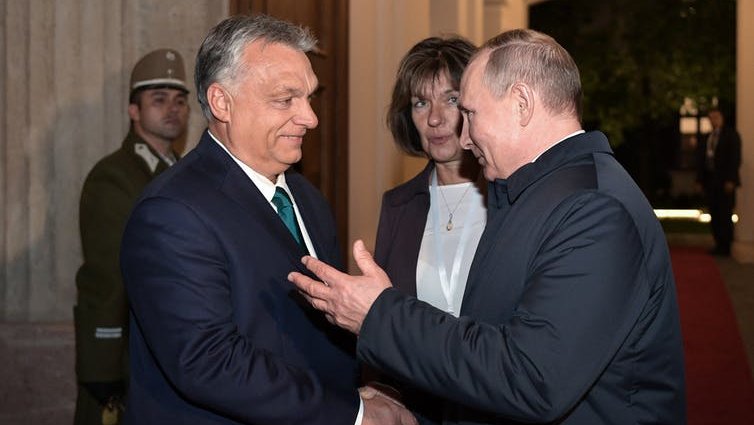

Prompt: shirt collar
xmin=207 ymin=130 xmax=290 ymax=202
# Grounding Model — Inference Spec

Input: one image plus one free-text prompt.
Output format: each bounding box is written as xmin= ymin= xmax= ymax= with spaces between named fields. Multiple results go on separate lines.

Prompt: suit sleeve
xmin=121 ymin=197 xmax=358 ymax=425
xmin=357 ymin=194 xmax=649 ymax=422
xmin=74 ymin=166 xmax=136 ymax=383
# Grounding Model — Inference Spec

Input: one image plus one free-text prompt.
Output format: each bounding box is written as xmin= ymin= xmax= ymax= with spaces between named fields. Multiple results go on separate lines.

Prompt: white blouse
xmin=416 ymin=172 xmax=486 ymax=316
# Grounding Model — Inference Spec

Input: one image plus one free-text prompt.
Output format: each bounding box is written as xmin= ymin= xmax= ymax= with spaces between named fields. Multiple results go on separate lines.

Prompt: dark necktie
xmin=271 ymin=187 xmax=309 ymax=254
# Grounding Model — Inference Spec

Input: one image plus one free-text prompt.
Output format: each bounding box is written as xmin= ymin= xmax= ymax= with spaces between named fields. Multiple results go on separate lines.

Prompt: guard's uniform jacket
xmin=74 ymin=130 xmax=176 ymax=424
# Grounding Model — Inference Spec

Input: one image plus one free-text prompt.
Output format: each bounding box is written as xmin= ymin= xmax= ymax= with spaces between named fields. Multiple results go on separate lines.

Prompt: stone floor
xmin=0 ymin=234 xmax=751 ymax=424
xmin=0 ymin=322 xmax=76 ymax=425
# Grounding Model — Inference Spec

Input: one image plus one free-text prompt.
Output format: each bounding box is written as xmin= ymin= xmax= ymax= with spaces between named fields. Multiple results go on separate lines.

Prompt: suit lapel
xmin=194 ymin=134 xmax=309 ymax=264
xmin=286 ymin=174 xmax=330 ymax=263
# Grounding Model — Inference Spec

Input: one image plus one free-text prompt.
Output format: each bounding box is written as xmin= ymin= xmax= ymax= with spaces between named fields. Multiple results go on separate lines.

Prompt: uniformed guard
xmin=74 ymin=48 xmax=190 ymax=425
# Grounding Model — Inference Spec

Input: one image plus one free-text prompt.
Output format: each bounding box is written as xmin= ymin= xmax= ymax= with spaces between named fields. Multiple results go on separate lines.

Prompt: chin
xmin=286 ymin=151 xmax=303 ymax=165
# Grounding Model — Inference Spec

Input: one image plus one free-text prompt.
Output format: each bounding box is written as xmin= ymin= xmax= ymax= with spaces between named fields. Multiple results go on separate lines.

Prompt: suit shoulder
xmin=382 ymin=166 xmax=431 ymax=206
xmin=82 ymin=146 xmax=154 ymax=195
xmin=138 ymin=151 xmax=212 ymax=200
xmin=86 ymin=145 xmax=145 ymax=176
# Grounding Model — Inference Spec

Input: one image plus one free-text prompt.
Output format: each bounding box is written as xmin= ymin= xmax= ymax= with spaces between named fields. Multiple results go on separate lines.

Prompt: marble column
xmin=0 ymin=0 xmax=227 ymax=321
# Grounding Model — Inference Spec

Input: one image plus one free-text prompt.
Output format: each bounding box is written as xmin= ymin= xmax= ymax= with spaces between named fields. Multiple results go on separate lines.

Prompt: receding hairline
xmin=225 ymin=37 xmax=318 ymax=88
xmin=457 ymin=50 xmax=490 ymax=108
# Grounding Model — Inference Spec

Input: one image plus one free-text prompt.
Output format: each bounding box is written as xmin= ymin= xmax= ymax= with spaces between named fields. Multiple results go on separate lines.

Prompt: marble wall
xmin=0 ymin=0 xmax=227 ymax=321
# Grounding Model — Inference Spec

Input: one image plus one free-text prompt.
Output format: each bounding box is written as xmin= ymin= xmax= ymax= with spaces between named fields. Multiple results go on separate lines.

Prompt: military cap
xmin=129 ymin=48 xmax=189 ymax=94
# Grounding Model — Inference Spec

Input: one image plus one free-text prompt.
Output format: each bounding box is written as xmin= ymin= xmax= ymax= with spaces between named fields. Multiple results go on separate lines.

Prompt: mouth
xmin=427 ymin=134 xmax=455 ymax=145
xmin=281 ymin=134 xmax=305 ymax=143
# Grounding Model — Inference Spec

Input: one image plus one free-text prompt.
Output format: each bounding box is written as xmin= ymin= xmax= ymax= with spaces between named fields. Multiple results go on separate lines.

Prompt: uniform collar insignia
xmin=134 ymin=143 xmax=160 ymax=173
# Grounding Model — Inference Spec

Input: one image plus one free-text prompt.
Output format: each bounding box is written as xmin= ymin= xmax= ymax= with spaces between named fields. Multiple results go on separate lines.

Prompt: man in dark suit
xmin=120 ymin=15 xmax=415 ymax=425
xmin=291 ymin=29 xmax=686 ymax=424
xmin=696 ymin=107 xmax=742 ymax=256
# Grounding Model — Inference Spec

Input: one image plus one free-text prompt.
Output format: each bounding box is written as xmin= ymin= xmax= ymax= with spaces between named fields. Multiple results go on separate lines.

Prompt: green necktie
xmin=271 ymin=187 xmax=309 ymax=254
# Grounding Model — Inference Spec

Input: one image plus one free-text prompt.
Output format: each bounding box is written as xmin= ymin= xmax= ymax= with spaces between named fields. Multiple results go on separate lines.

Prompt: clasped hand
xmin=360 ymin=384 xmax=418 ymax=425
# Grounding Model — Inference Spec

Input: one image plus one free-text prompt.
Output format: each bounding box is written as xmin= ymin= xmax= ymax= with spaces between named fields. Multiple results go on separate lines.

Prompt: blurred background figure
xmin=696 ymin=107 xmax=742 ymax=256
xmin=74 ymin=48 xmax=190 ymax=425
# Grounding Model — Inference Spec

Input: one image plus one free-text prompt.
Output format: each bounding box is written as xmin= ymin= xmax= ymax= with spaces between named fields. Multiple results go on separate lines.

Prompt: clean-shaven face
xmin=225 ymin=41 xmax=319 ymax=180
xmin=458 ymin=51 xmax=518 ymax=180
xmin=460 ymin=53 xmax=504 ymax=181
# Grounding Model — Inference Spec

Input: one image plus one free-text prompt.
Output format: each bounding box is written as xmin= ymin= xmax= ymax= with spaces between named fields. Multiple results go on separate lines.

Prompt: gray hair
xmin=479 ymin=29 xmax=582 ymax=120
xmin=194 ymin=14 xmax=317 ymax=119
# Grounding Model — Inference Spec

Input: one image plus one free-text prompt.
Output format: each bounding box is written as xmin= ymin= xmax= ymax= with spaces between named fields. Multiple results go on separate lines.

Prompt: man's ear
xmin=207 ymin=83 xmax=231 ymax=123
xmin=127 ymin=103 xmax=140 ymax=122
xmin=511 ymin=82 xmax=534 ymax=126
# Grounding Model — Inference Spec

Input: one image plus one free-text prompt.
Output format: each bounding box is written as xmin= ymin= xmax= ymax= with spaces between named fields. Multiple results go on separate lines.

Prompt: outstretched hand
xmin=288 ymin=240 xmax=392 ymax=335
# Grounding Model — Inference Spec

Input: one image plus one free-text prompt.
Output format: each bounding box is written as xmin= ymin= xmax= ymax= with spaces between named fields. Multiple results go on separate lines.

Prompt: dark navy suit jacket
xmin=358 ymin=132 xmax=686 ymax=424
xmin=121 ymin=131 xmax=360 ymax=424
xmin=374 ymin=161 xmax=433 ymax=296
xmin=373 ymin=161 xmax=440 ymax=425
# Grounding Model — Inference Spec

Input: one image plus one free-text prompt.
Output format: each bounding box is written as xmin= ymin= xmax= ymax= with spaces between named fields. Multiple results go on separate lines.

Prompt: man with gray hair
xmin=291 ymin=28 xmax=686 ymax=424
xmin=120 ymin=15 xmax=415 ymax=425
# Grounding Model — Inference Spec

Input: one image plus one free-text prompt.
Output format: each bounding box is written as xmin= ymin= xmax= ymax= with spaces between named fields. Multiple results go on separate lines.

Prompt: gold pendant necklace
xmin=438 ymin=182 xmax=473 ymax=231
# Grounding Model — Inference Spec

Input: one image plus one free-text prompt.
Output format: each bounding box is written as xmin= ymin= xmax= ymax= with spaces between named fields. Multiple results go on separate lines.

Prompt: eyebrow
xmin=271 ymin=84 xmax=321 ymax=98
xmin=413 ymin=88 xmax=459 ymax=98
xmin=270 ymin=86 xmax=303 ymax=98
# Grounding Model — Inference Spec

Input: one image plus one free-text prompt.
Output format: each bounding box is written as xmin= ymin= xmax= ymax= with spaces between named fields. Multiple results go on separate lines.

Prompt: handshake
xmin=360 ymin=384 xmax=418 ymax=425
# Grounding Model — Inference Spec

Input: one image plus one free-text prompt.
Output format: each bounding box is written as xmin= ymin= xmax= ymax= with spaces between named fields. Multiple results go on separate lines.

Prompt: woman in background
xmin=372 ymin=36 xmax=485 ymax=424
xmin=376 ymin=35 xmax=484 ymax=317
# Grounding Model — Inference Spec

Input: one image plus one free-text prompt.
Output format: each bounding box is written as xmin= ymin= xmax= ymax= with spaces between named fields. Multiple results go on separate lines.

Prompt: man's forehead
xmin=460 ymin=63 xmax=482 ymax=100
xmin=462 ymin=53 xmax=486 ymax=85
xmin=246 ymin=40 xmax=310 ymax=66
xmin=243 ymin=45 xmax=318 ymax=90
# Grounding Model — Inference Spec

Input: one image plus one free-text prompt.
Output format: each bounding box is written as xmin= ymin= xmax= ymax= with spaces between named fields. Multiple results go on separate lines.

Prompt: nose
xmin=295 ymin=100 xmax=319 ymax=129
xmin=169 ymin=99 xmax=183 ymax=112
xmin=459 ymin=117 xmax=473 ymax=150
xmin=428 ymin=105 xmax=443 ymax=127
